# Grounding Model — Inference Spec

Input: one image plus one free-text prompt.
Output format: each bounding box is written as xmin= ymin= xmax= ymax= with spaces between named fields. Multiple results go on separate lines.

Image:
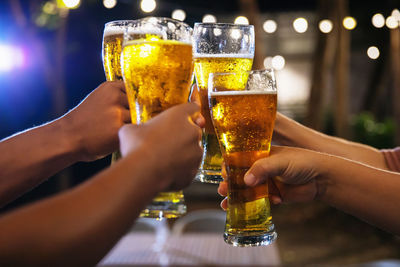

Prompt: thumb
xmin=244 ymin=151 xmax=288 ymax=187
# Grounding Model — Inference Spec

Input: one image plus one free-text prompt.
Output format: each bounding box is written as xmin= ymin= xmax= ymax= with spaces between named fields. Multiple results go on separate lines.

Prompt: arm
xmin=0 ymin=103 xmax=204 ymax=267
xmin=273 ymin=113 xmax=388 ymax=170
xmin=0 ymin=81 xmax=130 ymax=206
xmin=244 ymin=146 xmax=400 ymax=235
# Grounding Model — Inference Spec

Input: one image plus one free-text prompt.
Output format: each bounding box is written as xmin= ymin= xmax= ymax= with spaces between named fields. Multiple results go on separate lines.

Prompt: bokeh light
xmin=272 ymin=55 xmax=285 ymax=70
xmin=171 ymin=9 xmax=186 ymax=21
xmin=293 ymin=17 xmax=308 ymax=33
xmin=371 ymin=13 xmax=385 ymax=28
xmin=343 ymin=16 xmax=357 ymax=30
xmin=263 ymin=20 xmax=277 ymax=33
xmin=62 ymin=0 xmax=80 ymax=9
xmin=367 ymin=46 xmax=380 ymax=60
xmin=234 ymin=16 xmax=249 ymax=25
xmin=319 ymin=19 xmax=333 ymax=33
xmin=263 ymin=57 xmax=273 ymax=68
xmin=0 ymin=45 xmax=25 ymax=72
xmin=140 ymin=0 xmax=156 ymax=13
xmin=202 ymin=14 xmax=217 ymax=23
xmin=386 ymin=16 xmax=399 ymax=29
xmin=103 ymin=0 xmax=117 ymax=9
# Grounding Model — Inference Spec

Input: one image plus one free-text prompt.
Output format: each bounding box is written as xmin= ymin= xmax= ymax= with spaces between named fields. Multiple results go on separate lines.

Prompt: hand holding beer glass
xmin=192 ymin=23 xmax=254 ymax=184
xmin=209 ymin=69 xmax=278 ymax=246
xmin=121 ymin=17 xmax=194 ymax=219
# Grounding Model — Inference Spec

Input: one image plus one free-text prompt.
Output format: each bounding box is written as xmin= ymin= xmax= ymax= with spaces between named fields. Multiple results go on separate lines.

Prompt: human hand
xmin=61 ymin=81 xmax=131 ymax=162
xmin=218 ymin=146 xmax=322 ymax=210
xmin=119 ymin=103 xmax=205 ymax=192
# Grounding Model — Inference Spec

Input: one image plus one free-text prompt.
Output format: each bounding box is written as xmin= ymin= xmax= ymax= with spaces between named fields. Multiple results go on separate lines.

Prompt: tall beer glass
xmin=121 ymin=17 xmax=193 ymax=219
xmin=193 ymin=23 xmax=254 ymax=184
xmin=209 ymin=69 xmax=278 ymax=246
xmin=102 ymin=20 xmax=135 ymax=161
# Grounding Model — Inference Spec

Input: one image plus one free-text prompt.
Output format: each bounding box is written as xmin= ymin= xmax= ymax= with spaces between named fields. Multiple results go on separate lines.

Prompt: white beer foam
xmin=194 ymin=53 xmax=253 ymax=59
xmin=103 ymin=27 xmax=125 ymax=37
xmin=210 ymin=90 xmax=276 ymax=96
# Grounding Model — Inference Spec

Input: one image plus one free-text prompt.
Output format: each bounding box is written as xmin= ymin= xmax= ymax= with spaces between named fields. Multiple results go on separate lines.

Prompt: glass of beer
xmin=121 ymin=17 xmax=193 ymax=219
xmin=209 ymin=69 xmax=278 ymax=246
xmin=192 ymin=23 xmax=254 ymax=184
xmin=102 ymin=20 xmax=135 ymax=162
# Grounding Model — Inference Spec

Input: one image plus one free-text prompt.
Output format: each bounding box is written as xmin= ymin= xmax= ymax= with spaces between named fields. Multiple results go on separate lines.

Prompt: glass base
xmin=140 ymin=201 xmax=187 ymax=220
xmin=195 ymin=169 xmax=223 ymax=184
xmin=223 ymin=229 xmax=277 ymax=247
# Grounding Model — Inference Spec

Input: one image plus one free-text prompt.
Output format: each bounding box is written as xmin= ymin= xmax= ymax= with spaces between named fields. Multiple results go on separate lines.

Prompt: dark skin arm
xmin=220 ymin=146 xmax=400 ymax=235
xmin=273 ymin=113 xmax=388 ymax=170
xmin=0 ymin=81 xmax=130 ymax=206
xmin=0 ymin=103 xmax=204 ymax=267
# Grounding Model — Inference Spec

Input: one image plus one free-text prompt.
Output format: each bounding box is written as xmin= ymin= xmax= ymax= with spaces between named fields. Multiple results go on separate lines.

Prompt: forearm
xmin=317 ymin=154 xmax=400 ymax=235
xmin=0 ymin=149 xmax=159 ymax=266
xmin=274 ymin=113 xmax=388 ymax=170
xmin=0 ymin=118 xmax=80 ymax=206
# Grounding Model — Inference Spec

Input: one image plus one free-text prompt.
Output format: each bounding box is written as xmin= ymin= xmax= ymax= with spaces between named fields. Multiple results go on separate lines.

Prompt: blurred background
xmin=1 ymin=0 xmax=400 ymax=265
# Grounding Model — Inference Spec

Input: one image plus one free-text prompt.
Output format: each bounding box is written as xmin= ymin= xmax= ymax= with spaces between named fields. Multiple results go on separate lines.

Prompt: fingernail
xmin=244 ymin=173 xmax=256 ymax=186
xmin=272 ymin=197 xmax=282 ymax=205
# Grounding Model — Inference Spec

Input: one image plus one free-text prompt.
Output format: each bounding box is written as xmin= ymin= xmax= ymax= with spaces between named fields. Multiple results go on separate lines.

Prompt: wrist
xmin=55 ymin=114 xmax=85 ymax=162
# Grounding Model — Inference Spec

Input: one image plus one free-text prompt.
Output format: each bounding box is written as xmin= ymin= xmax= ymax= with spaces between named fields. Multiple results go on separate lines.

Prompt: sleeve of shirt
xmin=381 ymin=147 xmax=400 ymax=173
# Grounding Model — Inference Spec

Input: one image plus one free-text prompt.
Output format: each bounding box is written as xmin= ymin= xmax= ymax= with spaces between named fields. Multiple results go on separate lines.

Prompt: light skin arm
xmin=0 ymin=103 xmax=204 ymax=267
xmin=0 ymin=81 xmax=130 ymax=206
xmin=243 ymin=146 xmax=400 ymax=235
xmin=273 ymin=113 xmax=388 ymax=170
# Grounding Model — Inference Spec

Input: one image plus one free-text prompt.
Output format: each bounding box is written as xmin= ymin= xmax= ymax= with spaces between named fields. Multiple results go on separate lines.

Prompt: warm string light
xmin=141 ymin=0 xmax=156 ymax=13
xmin=293 ymin=17 xmax=308 ymax=33
xmin=343 ymin=16 xmax=357 ymax=30
xmin=367 ymin=46 xmax=380 ymax=60
xmin=319 ymin=19 xmax=333 ymax=33
xmin=171 ymin=9 xmax=186 ymax=21
xmin=202 ymin=14 xmax=217 ymax=23
xmin=62 ymin=0 xmax=80 ymax=9
xmin=103 ymin=0 xmax=117 ymax=9
xmin=234 ymin=16 xmax=249 ymax=25
xmin=263 ymin=20 xmax=277 ymax=33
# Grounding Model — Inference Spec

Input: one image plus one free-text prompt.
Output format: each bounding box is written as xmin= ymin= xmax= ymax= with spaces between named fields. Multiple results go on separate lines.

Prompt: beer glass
xmin=209 ymin=69 xmax=278 ymax=246
xmin=121 ymin=17 xmax=193 ymax=219
xmin=102 ymin=20 xmax=135 ymax=162
xmin=192 ymin=23 xmax=254 ymax=184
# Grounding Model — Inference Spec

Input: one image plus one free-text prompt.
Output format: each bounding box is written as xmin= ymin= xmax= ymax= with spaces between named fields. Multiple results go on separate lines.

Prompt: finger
xmin=268 ymin=176 xmax=282 ymax=202
xmin=217 ymin=181 xmax=228 ymax=197
xmin=119 ymin=93 xmax=130 ymax=109
xmin=220 ymin=197 xmax=227 ymax=211
xmin=244 ymin=150 xmax=287 ymax=187
xmin=111 ymin=80 xmax=126 ymax=93
xmin=118 ymin=123 xmax=139 ymax=140
xmin=190 ymin=112 xmax=205 ymax=128
xmin=122 ymin=109 xmax=132 ymax=124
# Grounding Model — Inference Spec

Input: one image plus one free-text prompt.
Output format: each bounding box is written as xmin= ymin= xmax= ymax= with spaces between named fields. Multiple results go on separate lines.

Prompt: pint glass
xmin=102 ymin=20 xmax=134 ymax=162
xmin=192 ymin=23 xmax=254 ymax=183
xmin=121 ymin=17 xmax=193 ymax=219
xmin=209 ymin=69 xmax=278 ymax=246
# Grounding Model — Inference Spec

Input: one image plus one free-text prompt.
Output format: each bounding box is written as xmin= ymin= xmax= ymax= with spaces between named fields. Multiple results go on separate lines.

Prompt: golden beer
xmin=102 ymin=31 xmax=124 ymax=81
xmin=194 ymin=55 xmax=253 ymax=183
xmin=122 ymin=38 xmax=193 ymax=218
xmin=210 ymin=86 xmax=277 ymax=246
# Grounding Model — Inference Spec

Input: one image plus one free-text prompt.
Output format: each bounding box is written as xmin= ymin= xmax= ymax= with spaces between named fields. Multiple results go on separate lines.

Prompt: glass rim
xmin=208 ymin=69 xmax=277 ymax=93
xmin=104 ymin=19 xmax=140 ymax=27
xmin=126 ymin=16 xmax=192 ymax=28
xmin=194 ymin=22 xmax=254 ymax=29
xmin=209 ymin=68 xmax=275 ymax=77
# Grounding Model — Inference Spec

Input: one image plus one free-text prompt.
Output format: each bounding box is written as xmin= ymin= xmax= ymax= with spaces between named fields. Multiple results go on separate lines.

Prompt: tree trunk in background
xmin=238 ymin=0 xmax=265 ymax=69
xmin=333 ymin=0 xmax=350 ymax=138
xmin=390 ymin=27 xmax=400 ymax=144
xmin=306 ymin=0 xmax=336 ymax=130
